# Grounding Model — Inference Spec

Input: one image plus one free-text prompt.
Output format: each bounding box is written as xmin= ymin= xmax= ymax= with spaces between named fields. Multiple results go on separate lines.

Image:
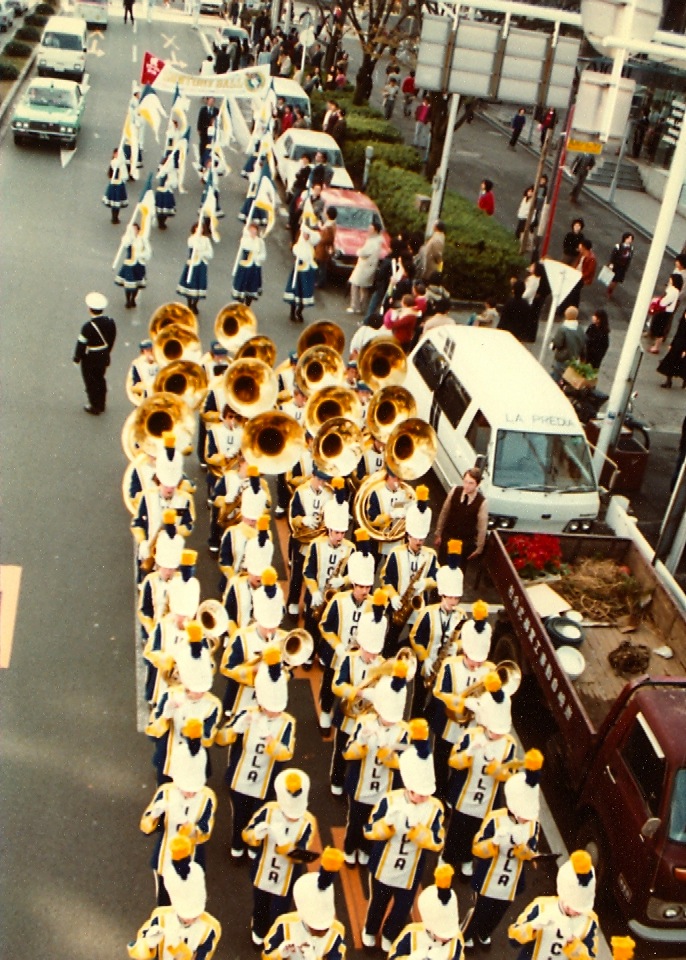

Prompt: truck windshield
xmin=669 ymin=769 xmax=686 ymax=843
xmin=493 ymin=430 xmax=596 ymax=493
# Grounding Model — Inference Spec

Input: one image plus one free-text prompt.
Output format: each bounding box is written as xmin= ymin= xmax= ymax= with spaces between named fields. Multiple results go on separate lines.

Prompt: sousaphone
xmin=153 ymin=360 xmax=208 ymax=411
xmin=386 ymin=418 xmax=438 ymax=480
xmin=358 ymin=336 xmax=407 ymax=391
xmin=297 ymin=320 xmax=345 ymax=356
xmin=223 ymin=358 xmax=279 ymax=419
xmin=304 ymin=385 xmax=361 ymax=438
xmin=121 ymin=392 xmax=196 ymax=461
xmin=313 ymin=417 xmax=364 ymax=478
xmin=295 ymin=344 xmax=345 ymax=397
xmin=235 ymin=335 xmax=277 ymax=367
xmin=367 ymin=385 xmax=417 ymax=442
xmin=241 ymin=412 xmax=307 ymax=475
xmin=214 ymin=302 xmax=257 ymax=354
xmin=149 ymin=302 xmax=198 ymax=340
xmin=153 ymin=323 xmax=203 ymax=368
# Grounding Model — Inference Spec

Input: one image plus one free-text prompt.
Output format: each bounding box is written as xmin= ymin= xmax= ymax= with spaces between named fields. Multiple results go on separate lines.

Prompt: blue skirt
xmin=238 ymin=195 xmax=268 ymax=225
xmin=155 ymin=188 xmax=176 ymax=217
xmin=103 ymin=182 xmax=128 ymax=209
xmin=232 ymin=263 xmax=262 ymax=300
xmin=177 ymin=261 xmax=208 ymax=299
xmin=116 ymin=263 xmax=147 ymax=290
xmin=241 ymin=153 xmax=258 ymax=179
xmin=283 ymin=265 xmax=316 ymax=307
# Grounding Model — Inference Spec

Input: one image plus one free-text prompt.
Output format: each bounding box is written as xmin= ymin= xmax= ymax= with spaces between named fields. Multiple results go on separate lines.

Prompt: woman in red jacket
xmin=477 ymin=179 xmax=495 ymax=216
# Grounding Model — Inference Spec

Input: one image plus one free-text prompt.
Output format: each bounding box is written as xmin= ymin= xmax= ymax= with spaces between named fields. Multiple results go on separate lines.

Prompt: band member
xmin=444 ymin=682 xmax=521 ymax=879
xmin=275 ymin=378 xmax=306 ymax=517
xmin=262 ymin=847 xmax=347 ymax=960
xmin=302 ymin=487 xmax=353 ymax=643
xmin=220 ymin=568 xmax=286 ymax=717
xmin=355 ymin=434 xmax=386 ymax=486
xmin=205 ymin=403 xmax=244 ymax=483
xmin=381 ymin=487 xmax=437 ymax=653
xmin=217 ymin=648 xmax=296 ymax=860
xmin=341 ymin=660 xmax=410 ymax=865
xmin=115 ymin=221 xmax=151 ymax=309
xmin=137 ymin=512 xmax=185 ymax=641
xmin=224 ymin=529 xmax=274 ymax=635
xmin=128 ymin=839 xmax=221 ymax=960
xmin=139 ymin=747 xmax=217 ymax=905
xmin=409 ymin=541 xmax=465 ymax=717
xmin=146 ymin=642 xmax=222 ymax=786
xmin=209 ymin=453 xmax=253 ymax=554
xmin=462 ymin=757 xmax=543 ymax=950
xmin=286 ymin=467 xmax=334 ymax=615
xmin=362 ymin=719 xmax=445 ymax=951
xmin=330 ymin=590 xmax=388 ymax=794
xmin=243 ymin=769 xmax=318 ymax=946
xmin=318 ymin=533 xmax=375 ymax=731
xmin=367 ymin=467 xmax=409 ymax=560
xmin=509 ymin=851 xmax=599 ymax=960
xmin=126 ymin=338 xmax=158 ymax=404
xmin=218 ymin=469 xmax=269 ymax=591
xmin=427 ymin=601 xmax=495 ymax=801
xmin=388 ymin=864 xmax=464 ymax=960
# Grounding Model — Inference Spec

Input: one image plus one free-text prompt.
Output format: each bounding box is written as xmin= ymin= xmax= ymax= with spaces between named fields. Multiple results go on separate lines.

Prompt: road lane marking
xmin=0 ymin=565 xmax=22 ymax=668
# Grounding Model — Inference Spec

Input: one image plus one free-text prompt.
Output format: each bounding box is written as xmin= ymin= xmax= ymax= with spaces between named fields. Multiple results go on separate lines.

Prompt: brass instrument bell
xmin=366 ymin=385 xmax=417 ymax=443
xmin=294 ymin=344 xmax=345 ymax=397
xmin=149 ymin=302 xmax=198 ymax=340
xmin=214 ymin=302 xmax=258 ymax=353
xmin=304 ymin=385 xmax=361 ymax=438
xmin=121 ymin=392 xmax=196 ymax=460
xmin=153 ymin=323 xmax=203 ymax=368
xmin=297 ymin=320 xmax=345 ymax=357
xmin=385 ymin=418 xmax=438 ymax=481
xmin=313 ymin=417 xmax=364 ymax=478
xmin=235 ymin=335 xmax=277 ymax=367
xmin=357 ymin=337 xmax=407 ymax=391
xmin=152 ymin=360 xmax=208 ymax=411
xmin=241 ymin=411 xmax=307 ymax=475
xmin=222 ymin=358 xmax=279 ymax=419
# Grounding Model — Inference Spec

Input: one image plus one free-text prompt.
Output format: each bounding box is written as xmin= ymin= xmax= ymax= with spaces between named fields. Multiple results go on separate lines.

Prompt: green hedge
xmin=3 ymin=41 xmax=32 ymax=59
xmin=366 ymin=162 xmax=526 ymax=301
xmin=345 ymin=113 xmax=403 ymax=145
xmin=0 ymin=57 xmax=19 ymax=81
xmin=15 ymin=26 xmax=42 ymax=43
xmin=25 ymin=13 xmax=49 ymax=26
xmin=343 ymin=141 xmax=422 ymax=183
xmin=35 ymin=2 xmax=57 ymax=13
xmin=310 ymin=88 xmax=379 ymax=128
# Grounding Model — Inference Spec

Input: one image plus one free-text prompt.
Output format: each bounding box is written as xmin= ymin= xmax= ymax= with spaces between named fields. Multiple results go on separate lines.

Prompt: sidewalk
xmin=487 ymin=103 xmax=686 ymax=257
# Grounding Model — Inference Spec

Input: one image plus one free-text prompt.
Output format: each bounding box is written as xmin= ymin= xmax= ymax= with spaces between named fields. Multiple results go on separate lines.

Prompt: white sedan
xmin=273 ymin=129 xmax=353 ymax=194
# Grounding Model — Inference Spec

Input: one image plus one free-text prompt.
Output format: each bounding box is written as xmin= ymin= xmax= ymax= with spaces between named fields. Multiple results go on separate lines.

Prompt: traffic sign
xmin=567 ymin=137 xmax=604 ymax=154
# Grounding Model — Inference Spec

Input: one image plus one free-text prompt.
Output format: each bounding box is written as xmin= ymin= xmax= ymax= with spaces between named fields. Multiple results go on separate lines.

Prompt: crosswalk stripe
xmin=0 ymin=565 xmax=22 ymax=668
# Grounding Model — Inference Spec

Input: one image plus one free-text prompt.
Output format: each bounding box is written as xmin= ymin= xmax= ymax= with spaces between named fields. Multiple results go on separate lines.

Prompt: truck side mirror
xmin=640 ymin=817 xmax=661 ymax=839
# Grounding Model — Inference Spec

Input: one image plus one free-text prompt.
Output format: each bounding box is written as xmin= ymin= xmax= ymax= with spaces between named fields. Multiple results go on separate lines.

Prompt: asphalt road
xmin=0 ymin=9 xmax=683 ymax=960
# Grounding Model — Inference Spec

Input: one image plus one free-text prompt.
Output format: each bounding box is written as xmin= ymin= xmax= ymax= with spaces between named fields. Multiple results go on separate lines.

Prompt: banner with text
xmin=141 ymin=52 xmax=270 ymax=99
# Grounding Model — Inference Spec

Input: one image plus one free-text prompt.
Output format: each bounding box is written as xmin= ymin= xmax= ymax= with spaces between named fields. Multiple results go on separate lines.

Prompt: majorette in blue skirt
xmin=155 ymin=151 xmax=179 ymax=229
xmin=115 ymin=228 xmax=152 ymax=307
xmin=284 ymin=228 xmax=320 ymax=322
xmin=177 ymin=225 xmax=214 ymax=312
xmin=232 ymin=224 xmax=266 ymax=304
xmin=102 ymin=148 xmax=129 ymax=223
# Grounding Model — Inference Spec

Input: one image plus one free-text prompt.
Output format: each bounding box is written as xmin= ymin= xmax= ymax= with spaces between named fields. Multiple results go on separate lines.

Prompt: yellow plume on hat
xmin=409 ymin=718 xmax=429 ymax=741
xmin=321 ymin=847 xmax=345 ymax=873
xmin=182 ymin=717 xmax=203 ymax=739
xmin=163 ymin=508 xmax=177 ymax=525
xmin=355 ymin=528 xmax=370 ymax=542
xmin=170 ymin=834 xmax=193 ymax=860
xmin=416 ymin=485 xmax=429 ymax=501
xmin=472 ymin=600 xmax=489 ymax=621
xmin=248 ymin=464 xmax=259 ymax=477
xmin=263 ymin=645 xmax=281 ymax=667
xmin=285 ymin=772 xmax=302 ymax=793
xmin=434 ymin=864 xmax=454 ymax=889
xmin=186 ymin=621 xmax=203 ymax=642
xmin=181 ymin=549 xmax=197 ymax=566
xmin=261 ymin=566 xmax=278 ymax=587
xmin=483 ymin=671 xmax=501 ymax=693
xmin=448 ymin=539 xmax=462 ymax=555
xmin=257 ymin=515 xmax=270 ymax=532
xmin=163 ymin=431 xmax=176 ymax=449
xmin=393 ymin=659 xmax=409 ymax=680
xmin=611 ymin=937 xmax=635 ymax=960
xmin=524 ymin=749 xmax=544 ymax=772
xmin=372 ymin=587 xmax=387 ymax=606
xmin=570 ymin=849 xmax=593 ymax=874
xmin=332 ymin=476 xmax=345 ymax=490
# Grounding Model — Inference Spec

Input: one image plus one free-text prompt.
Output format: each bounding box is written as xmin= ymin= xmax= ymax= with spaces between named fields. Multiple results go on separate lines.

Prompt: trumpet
xmin=447 ymin=661 xmax=522 ymax=724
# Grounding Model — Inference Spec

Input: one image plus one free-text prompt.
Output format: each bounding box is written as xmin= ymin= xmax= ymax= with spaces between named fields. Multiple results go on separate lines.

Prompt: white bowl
xmin=556 ymin=645 xmax=586 ymax=680
xmin=565 ymin=610 xmax=583 ymax=624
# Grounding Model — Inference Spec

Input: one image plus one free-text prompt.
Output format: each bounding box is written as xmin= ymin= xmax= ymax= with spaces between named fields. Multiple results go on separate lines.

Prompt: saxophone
xmin=311 ymin=548 xmax=349 ymax=621
xmin=391 ymin=557 xmax=428 ymax=628
xmin=424 ymin=612 xmax=467 ymax=688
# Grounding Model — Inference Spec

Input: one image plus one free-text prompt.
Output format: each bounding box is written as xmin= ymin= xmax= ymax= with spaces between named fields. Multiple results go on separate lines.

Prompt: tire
xmin=493 ymin=631 xmax=522 ymax=671
xmin=576 ymin=816 xmax=609 ymax=896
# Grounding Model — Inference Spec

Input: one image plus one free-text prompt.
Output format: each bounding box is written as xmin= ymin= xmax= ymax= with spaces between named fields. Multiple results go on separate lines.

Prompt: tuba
xmin=149 ymin=302 xmax=198 ymax=340
xmin=353 ymin=470 xmax=417 ymax=543
xmin=295 ymin=344 xmax=345 ymax=397
xmin=235 ymin=335 xmax=277 ymax=367
xmin=358 ymin=337 xmax=407 ymax=391
xmin=152 ymin=360 xmax=208 ymax=411
xmin=367 ymin=385 xmax=417 ymax=443
xmin=282 ymin=628 xmax=314 ymax=668
xmin=386 ymin=418 xmax=438 ymax=481
xmin=242 ymin=411 xmax=307 ymax=475
xmin=153 ymin=323 xmax=203 ymax=368
xmin=223 ymin=358 xmax=279 ymax=419
xmin=214 ymin=302 xmax=257 ymax=354
xmin=312 ymin=418 xmax=364 ymax=479
xmin=297 ymin=320 xmax=345 ymax=356
xmin=304 ymin=385 xmax=361 ymax=438
xmin=121 ymin=392 xmax=196 ymax=460
xmin=198 ymin=599 xmax=229 ymax=641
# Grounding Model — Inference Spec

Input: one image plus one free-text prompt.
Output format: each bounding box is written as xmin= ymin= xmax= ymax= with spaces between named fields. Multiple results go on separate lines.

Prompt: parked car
xmin=7 ymin=0 xmax=28 ymax=16
xmin=12 ymin=77 xmax=86 ymax=149
xmin=313 ymin=187 xmax=390 ymax=276
xmin=274 ymin=129 xmax=353 ymax=193
xmin=0 ymin=0 xmax=15 ymax=31
xmin=199 ymin=0 xmax=223 ymax=15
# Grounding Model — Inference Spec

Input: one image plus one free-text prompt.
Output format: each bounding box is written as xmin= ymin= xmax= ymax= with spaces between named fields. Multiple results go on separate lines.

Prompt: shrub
xmin=15 ymin=26 xmax=42 ymax=43
xmin=345 ymin=113 xmax=403 ymax=144
xmin=25 ymin=13 xmax=49 ymax=26
xmin=35 ymin=1 xmax=57 ymax=11
xmin=310 ymin=88 xmax=383 ymax=128
xmin=366 ymin=162 xmax=526 ymax=301
xmin=3 ymin=41 xmax=32 ymax=58
xmin=0 ymin=57 xmax=19 ymax=81
xmin=343 ymin=141 xmax=422 ymax=184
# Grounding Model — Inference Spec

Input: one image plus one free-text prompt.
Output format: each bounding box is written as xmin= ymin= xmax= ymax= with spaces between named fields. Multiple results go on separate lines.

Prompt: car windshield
xmin=669 ymin=768 xmax=686 ymax=843
xmin=43 ymin=32 xmax=82 ymax=50
xmin=292 ymin=144 xmax=343 ymax=166
xmin=28 ymin=86 xmax=77 ymax=109
xmin=335 ymin=206 xmax=380 ymax=230
xmin=493 ymin=430 xmax=596 ymax=493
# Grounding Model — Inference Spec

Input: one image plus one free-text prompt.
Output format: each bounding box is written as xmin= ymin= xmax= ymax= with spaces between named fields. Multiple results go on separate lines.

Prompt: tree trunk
xmin=425 ymin=93 xmax=448 ymax=181
xmin=353 ymin=52 xmax=376 ymax=105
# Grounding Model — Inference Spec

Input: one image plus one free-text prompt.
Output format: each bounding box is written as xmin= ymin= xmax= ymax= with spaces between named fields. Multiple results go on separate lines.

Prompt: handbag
xmin=597 ymin=264 xmax=615 ymax=286
xmin=648 ymin=296 xmax=663 ymax=316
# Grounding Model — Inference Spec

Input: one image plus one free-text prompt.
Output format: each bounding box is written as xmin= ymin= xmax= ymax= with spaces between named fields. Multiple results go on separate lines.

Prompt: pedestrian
xmin=123 ymin=0 xmax=135 ymax=23
xmin=657 ymin=309 xmax=686 ymax=388
xmin=73 ymin=292 xmax=116 ymax=416
xmin=348 ymin=221 xmax=383 ymax=315
xmin=413 ymin=94 xmax=431 ymax=151
xmin=401 ymin=70 xmax=417 ymax=117
xmin=177 ymin=219 xmax=213 ymax=314
xmin=633 ymin=108 xmax=650 ymax=158
xmin=515 ymin=185 xmax=535 ymax=239
xmin=433 ymin=467 xmax=488 ymax=568
xmin=284 ymin=224 xmax=320 ymax=323
xmin=524 ymin=261 xmax=547 ymax=322
xmin=314 ymin=206 xmax=337 ymax=288
xmin=231 ymin=221 xmax=266 ymax=306
xmin=539 ymin=107 xmax=556 ymax=147
xmin=477 ymin=179 xmax=495 ymax=216
xmin=561 ymin=218 xmax=585 ymax=265
xmin=196 ymin=97 xmax=219 ymax=161
xmin=606 ymin=232 xmax=635 ymax=298
xmin=419 ymin=220 xmax=446 ymax=284
xmin=570 ymin=154 xmax=596 ymax=204
xmin=670 ymin=415 xmax=686 ymax=490
xmin=583 ymin=308 xmax=610 ymax=371
xmin=568 ymin=238 xmax=597 ymax=309
xmin=383 ymin=294 xmax=420 ymax=352
xmin=115 ymin=222 xmax=151 ymax=309
xmin=229 ymin=0 xmax=239 ymax=22
xmin=550 ymin=306 xmax=585 ymax=383
xmin=382 ymin=76 xmax=399 ymax=120
xmin=509 ymin=107 xmax=526 ymax=149
xmin=102 ymin=147 xmax=128 ymax=224
xmin=330 ymin=107 xmax=347 ymax=146
xmin=497 ymin=280 xmax=536 ymax=343
xmin=648 ymin=273 xmax=683 ymax=353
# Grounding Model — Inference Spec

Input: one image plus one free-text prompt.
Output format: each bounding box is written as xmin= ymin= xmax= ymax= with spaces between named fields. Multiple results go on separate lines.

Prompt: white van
xmin=37 ymin=16 xmax=87 ymax=83
xmin=405 ymin=326 xmax=600 ymax=533
xmin=273 ymin=77 xmax=311 ymax=121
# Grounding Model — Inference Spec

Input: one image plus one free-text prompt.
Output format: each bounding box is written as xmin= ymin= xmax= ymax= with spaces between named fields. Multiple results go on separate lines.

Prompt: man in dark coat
xmin=497 ymin=280 xmax=535 ymax=343
xmin=73 ymin=292 xmax=117 ymax=415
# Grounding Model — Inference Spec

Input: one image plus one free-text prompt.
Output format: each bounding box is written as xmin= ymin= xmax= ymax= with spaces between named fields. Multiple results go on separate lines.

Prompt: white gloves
xmin=390 ymin=507 xmax=405 ymax=520
xmin=311 ymin=591 xmax=324 ymax=608
xmin=330 ymin=576 xmax=345 ymax=589
xmin=139 ymin=540 xmax=150 ymax=561
xmin=252 ymin=821 xmax=270 ymax=840
xmin=302 ymin=515 xmax=318 ymax=530
xmin=413 ymin=578 xmax=426 ymax=594
xmin=390 ymin=594 xmax=403 ymax=612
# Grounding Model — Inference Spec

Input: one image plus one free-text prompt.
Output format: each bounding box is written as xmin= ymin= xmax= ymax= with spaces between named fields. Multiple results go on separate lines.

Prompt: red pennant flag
xmin=140 ymin=51 xmax=166 ymax=87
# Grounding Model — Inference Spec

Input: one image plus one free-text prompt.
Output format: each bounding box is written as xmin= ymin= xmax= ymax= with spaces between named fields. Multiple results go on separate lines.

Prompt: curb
xmin=0 ymin=48 xmax=37 ymax=129
xmin=480 ymin=108 xmax=679 ymax=260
